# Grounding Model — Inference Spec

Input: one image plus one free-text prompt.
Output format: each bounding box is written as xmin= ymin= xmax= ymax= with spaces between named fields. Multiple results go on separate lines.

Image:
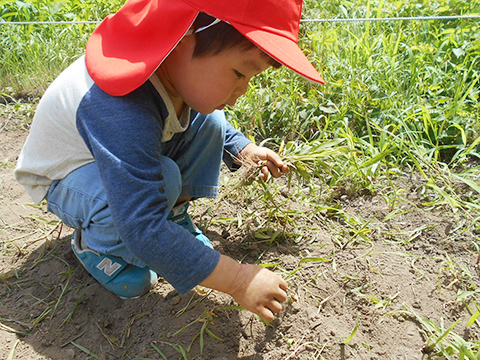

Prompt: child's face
xmin=157 ymin=34 xmax=271 ymax=114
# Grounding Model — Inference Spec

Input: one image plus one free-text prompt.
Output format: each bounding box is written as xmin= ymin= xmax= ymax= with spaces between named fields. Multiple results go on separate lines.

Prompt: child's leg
xmin=162 ymin=110 xmax=227 ymax=248
xmin=47 ymin=158 xmax=182 ymax=266
xmin=47 ymin=157 xmax=181 ymax=298
xmin=162 ymin=110 xmax=226 ymax=200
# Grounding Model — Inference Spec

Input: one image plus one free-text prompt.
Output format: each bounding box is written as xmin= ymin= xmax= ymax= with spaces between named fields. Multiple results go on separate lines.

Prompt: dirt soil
xmin=0 ymin=103 xmax=479 ymax=360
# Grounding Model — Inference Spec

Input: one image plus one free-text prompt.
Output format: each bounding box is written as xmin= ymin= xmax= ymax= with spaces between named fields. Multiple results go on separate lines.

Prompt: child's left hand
xmin=238 ymin=143 xmax=289 ymax=181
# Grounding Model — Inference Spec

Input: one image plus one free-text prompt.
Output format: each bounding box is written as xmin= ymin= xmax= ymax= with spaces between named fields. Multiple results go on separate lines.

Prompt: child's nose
xmin=227 ymin=79 xmax=250 ymax=106
xmin=229 ymin=81 xmax=248 ymax=104
xmin=226 ymin=97 xmax=238 ymax=107
xmin=237 ymin=80 xmax=249 ymax=96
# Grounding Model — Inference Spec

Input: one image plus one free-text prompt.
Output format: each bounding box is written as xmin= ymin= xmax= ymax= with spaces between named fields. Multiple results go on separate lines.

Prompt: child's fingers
xmin=268 ymin=299 xmax=283 ymax=314
xmin=267 ymin=162 xmax=281 ymax=177
xmin=232 ymin=265 xmax=288 ymax=322
xmin=259 ymin=298 xmax=284 ymax=322
xmin=258 ymin=308 xmax=275 ymax=323
xmin=260 ymin=161 xmax=288 ymax=179
xmin=260 ymin=165 xmax=270 ymax=180
xmin=276 ymin=287 xmax=288 ymax=303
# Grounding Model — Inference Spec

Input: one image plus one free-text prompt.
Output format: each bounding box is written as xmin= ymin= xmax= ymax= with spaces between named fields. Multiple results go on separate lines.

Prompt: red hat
xmin=86 ymin=0 xmax=325 ymax=96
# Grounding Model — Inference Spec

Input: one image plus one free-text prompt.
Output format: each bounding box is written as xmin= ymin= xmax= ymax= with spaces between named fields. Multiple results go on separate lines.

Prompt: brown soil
xmin=1 ymin=104 xmax=479 ymax=360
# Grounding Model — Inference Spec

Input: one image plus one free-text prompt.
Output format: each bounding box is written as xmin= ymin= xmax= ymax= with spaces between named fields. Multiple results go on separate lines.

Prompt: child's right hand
xmin=200 ymin=255 xmax=288 ymax=322
xmin=229 ymin=264 xmax=288 ymax=323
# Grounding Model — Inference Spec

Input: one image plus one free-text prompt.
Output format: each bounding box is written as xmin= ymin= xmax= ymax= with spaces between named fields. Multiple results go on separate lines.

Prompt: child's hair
xmin=192 ymin=12 xmax=282 ymax=69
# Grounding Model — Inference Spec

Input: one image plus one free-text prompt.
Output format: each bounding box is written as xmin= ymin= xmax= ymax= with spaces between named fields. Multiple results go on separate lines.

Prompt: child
xmin=15 ymin=0 xmax=324 ymax=323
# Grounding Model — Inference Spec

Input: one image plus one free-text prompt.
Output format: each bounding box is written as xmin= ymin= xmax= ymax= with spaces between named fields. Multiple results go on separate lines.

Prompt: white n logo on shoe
xmin=97 ymin=258 xmax=122 ymax=276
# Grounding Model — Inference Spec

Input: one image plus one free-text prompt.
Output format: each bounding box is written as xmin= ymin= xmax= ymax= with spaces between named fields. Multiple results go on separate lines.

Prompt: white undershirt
xmin=149 ymin=73 xmax=191 ymax=142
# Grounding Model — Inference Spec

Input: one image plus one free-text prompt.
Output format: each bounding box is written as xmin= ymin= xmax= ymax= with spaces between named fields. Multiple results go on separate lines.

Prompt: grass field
xmin=1 ymin=0 xmax=480 ymax=358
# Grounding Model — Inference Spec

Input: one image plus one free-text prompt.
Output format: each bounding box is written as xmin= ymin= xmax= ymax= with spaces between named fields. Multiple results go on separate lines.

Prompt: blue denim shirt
xmin=74 ymin=81 xmax=250 ymax=293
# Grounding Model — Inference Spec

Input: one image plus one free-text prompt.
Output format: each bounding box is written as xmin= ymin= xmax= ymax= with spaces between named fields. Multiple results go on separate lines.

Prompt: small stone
xmin=407 ymin=329 xmax=416 ymax=337
xmin=290 ymin=301 xmax=302 ymax=314
xmin=65 ymin=348 xmax=76 ymax=359
xmin=103 ymin=320 xmax=113 ymax=328
xmin=171 ymin=295 xmax=181 ymax=305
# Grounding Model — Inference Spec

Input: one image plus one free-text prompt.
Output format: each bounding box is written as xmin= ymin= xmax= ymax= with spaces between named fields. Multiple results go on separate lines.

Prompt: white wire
xmin=0 ymin=14 xmax=479 ymax=26
xmin=301 ymin=14 xmax=480 ymax=23
xmin=0 ymin=20 xmax=100 ymax=25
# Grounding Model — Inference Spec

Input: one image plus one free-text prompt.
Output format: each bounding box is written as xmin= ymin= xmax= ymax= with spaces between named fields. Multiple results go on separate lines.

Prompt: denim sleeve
xmin=75 ymin=83 xmax=220 ymax=294
xmin=223 ymin=120 xmax=252 ymax=171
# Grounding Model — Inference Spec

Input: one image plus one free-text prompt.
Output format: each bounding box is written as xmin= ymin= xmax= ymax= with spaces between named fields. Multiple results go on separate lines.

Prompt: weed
xmin=404 ymin=305 xmax=480 ymax=359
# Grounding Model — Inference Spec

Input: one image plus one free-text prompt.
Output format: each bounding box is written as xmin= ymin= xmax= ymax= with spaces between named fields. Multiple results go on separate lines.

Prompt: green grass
xmin=0 ymin=0 xmax=123 ymax=97
xmin=228 ymin=0 xmax=480 ymax=222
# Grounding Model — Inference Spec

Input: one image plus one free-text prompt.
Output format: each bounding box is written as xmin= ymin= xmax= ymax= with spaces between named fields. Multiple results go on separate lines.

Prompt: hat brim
xmin=235 ymin=24 xmax=325 ymax=85
xmin=86 ymin=0 xmax=198 ymax=96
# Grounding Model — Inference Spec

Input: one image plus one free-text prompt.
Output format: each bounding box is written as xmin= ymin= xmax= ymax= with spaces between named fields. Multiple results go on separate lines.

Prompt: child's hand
xmin=200 ymin=255 xmax=288 ymax=322
xmin=238 ymin=143 xmax=289 ymax=181
xmin=230 ymin=264 xmax=288 ymax=322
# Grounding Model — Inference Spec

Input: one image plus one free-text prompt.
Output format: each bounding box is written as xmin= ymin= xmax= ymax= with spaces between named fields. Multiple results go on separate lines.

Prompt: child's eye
xmin=234 ymin=70 xmax=245 ymax=79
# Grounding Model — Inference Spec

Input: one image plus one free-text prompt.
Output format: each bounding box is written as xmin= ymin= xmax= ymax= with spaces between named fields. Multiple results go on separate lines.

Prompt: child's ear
xmin=174 ymin=29 xmax=196 ymax=53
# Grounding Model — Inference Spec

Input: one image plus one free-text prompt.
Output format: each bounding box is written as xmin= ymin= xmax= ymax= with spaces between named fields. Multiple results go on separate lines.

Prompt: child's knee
xmin=192 ymin=110 xmax=226 ymax=144
xmin=159 ymin=155 xmax=182 ymax=210
xmin=205 ymin=110 xmax=227 ymax=139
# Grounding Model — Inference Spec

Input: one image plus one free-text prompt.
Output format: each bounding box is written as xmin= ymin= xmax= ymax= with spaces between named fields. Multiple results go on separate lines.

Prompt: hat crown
xmin=183 ymin=0 xmax=302 ymax=41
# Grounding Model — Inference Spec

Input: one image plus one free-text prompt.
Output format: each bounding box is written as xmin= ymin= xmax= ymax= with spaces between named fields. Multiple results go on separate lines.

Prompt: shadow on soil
xmin=0 ymin=229 xmax=284 ymax=359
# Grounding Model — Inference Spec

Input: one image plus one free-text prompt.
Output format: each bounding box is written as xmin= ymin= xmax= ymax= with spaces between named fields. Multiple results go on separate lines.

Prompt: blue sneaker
xmin=71 ymin=230 xmax=158 ymax=298
xmin=167 ymin=202 xmax=213 ymax=249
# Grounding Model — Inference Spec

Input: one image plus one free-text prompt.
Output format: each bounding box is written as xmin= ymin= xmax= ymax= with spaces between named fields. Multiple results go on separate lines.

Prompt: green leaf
xmin=299 ymin=256 xmax=332 ymax=264
xmin=342 ymin=316 xmax=359 ymax=344
xmin=150 ymin=343 xmax=168 ymax=360
xmin=451 ymin=174 xmax=480 ymax=195
xmin=71 ymin=342 xmax=99 ymax=359
xmin=7 ymin=339 xmax=20 ymax=360
xmin=466 ymin=311 xmax=480 ymax=327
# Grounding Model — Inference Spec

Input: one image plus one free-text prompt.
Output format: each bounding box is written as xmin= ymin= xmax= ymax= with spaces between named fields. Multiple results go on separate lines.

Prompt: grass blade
xmin=150 ymin=342 xmax=168 ymax=360
xmin=7 ymin=339 xmax=20 ymax=360
xmin=71 ymin=342 xmax=99 ymax=359
xmin=342 ymin=316 xmax=359 ymax=344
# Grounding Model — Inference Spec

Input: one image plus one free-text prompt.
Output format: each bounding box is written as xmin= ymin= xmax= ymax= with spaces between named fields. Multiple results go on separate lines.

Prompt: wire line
xmin=1 ymin=14 xmax=479 ymax=25
xmin=0 ymin=20 xmax=100 ymax=25
xmin=301 ymin=14 xmax=480 ymax=23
